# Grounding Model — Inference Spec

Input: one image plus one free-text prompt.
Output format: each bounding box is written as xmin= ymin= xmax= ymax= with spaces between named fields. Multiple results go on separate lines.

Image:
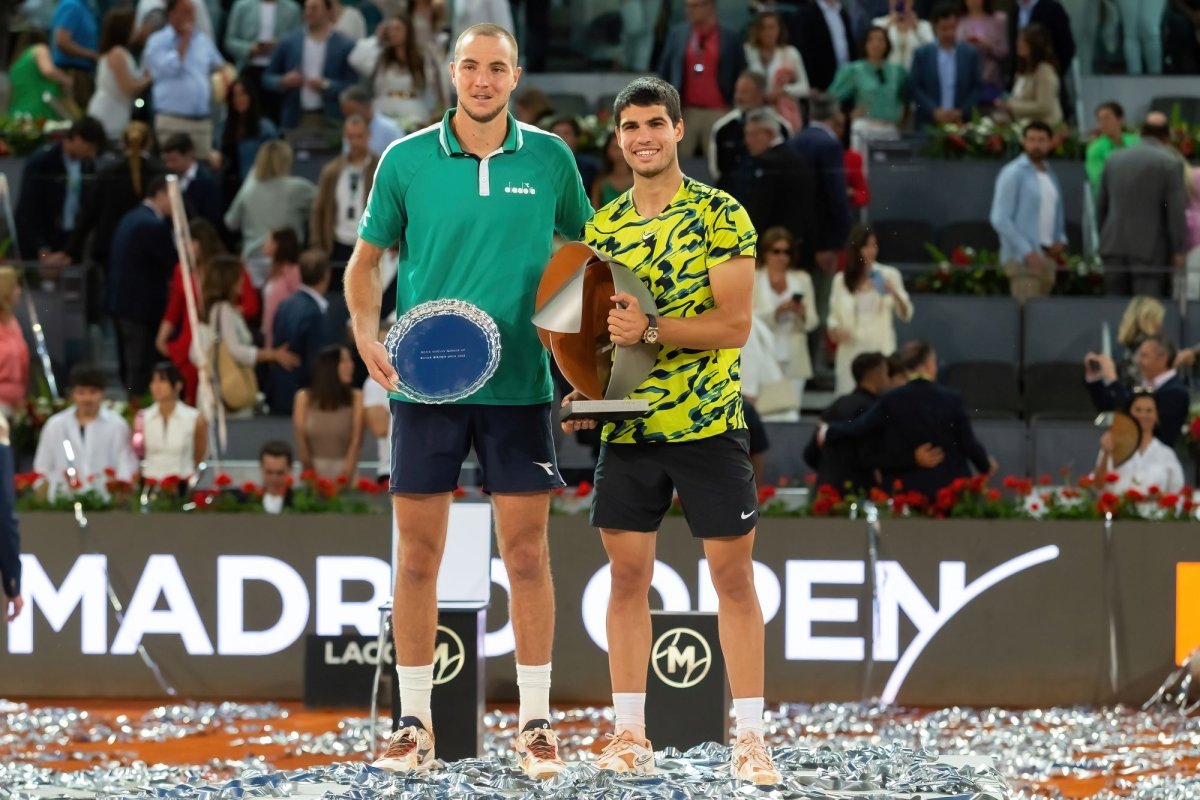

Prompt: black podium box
xmin=304 ymin=634 xmax=393 ymax=708
xmin=646 ymin=610 xmax=728 ymax=750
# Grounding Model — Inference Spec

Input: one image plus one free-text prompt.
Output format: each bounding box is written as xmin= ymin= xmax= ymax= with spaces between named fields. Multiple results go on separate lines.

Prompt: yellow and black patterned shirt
xmin=583 ymin=176 xmax=757 ymax=444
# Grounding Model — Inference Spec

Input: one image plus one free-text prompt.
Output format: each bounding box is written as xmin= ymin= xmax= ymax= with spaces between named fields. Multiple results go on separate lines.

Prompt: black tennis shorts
xmin=390 ymin=400 xmax=564 ymax=494
xmin=589 ymin=429 xmax=758 ymax=538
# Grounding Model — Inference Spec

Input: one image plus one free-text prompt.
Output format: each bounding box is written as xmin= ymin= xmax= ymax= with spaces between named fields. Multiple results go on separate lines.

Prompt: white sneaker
xmin=513 ymin=719 xmax=567 ymax=779
xmin=731 ymin=732 xmax=781 ymax=785
xmin=595 ymin=730 xmax=655 ymax=775
xmin=372 ymin=716 xmax=436 ymax=772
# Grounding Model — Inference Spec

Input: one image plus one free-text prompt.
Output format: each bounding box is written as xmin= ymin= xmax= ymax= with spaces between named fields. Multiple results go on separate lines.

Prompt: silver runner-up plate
xmin=384 ymin=299 xmax=501 ymax=403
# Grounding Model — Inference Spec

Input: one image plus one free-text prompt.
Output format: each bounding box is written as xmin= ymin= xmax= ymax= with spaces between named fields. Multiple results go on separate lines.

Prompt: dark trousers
xmin=330 ymin=241 xmax=354 ymax=293
xmin=115 ymin=318 xmax=159 ymax=397
xmin=240 ymin=64 xmax=282 ymax=126
xmin=1103 ymin=255 xmax=1169 ymax=297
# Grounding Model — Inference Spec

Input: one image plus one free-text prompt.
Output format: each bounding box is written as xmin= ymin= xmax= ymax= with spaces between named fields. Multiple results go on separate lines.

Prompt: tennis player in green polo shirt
xmin=344 ymin=23 xmax=592 ymax=777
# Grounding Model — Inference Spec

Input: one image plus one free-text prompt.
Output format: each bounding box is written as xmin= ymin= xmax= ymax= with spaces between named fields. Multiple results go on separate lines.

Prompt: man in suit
xmin=268 ymin=248 xmax=332 ymax=414
xmin=735 ymin=108 xmax=818 ymax=265
xmin=264 ymin=0 xmax=356 ymax=129
xmin=909 ymin=3 xmax=983 ymax=127
xmin=707 ymin=72 xmax=791 ymax=191
xmin=656 ymin=0 xmax=746 ymax=161
xmin=787 ymin=97 xmax=852 ymax=277
xmin=796 ymin=0 xmax=856 ymax=92
xmin=14 ymin=117 xmax=106 ymax=265
xmin=818 ymin=340 xmax=995 ymax=500
xmin=1098 ymin=112 xmax=1189 ymax=297
xmin=310 ymin=115 xmax=378 ymax=265
xmin=1085 ymin=335 xmax=1189 ymax=448
xmin=161 ymin=133 xmax=223 ymax=229
xmin=107 ymin=176 xmax=178 ymax=397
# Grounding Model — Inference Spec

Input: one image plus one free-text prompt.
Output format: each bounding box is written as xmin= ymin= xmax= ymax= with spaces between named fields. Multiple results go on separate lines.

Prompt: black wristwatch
xmin=642 ymin=314 xmax=659 ymax=344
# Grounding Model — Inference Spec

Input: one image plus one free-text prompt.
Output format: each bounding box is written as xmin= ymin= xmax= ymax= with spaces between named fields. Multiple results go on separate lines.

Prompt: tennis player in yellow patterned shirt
xmin=562 ymin=76 xmax=781 ymax=786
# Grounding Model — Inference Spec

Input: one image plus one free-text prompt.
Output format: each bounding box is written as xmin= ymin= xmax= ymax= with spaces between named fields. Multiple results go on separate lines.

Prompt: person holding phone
xmin=827 ymin=224 xmax=912 ymax=395
xmin=751 ymin=227 xmax=817 ymax=421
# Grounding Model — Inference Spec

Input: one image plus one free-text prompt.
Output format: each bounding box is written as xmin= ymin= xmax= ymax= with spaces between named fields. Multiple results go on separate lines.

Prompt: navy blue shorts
xmin=389 ymin=401 xmax=565 ymax=494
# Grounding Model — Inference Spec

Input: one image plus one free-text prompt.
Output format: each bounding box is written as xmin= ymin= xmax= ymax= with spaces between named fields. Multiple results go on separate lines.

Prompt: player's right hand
xmin=561 ymin=390 xmax=597 ymax=433
xmin=360 ymin=339 xmax=399 ymax=394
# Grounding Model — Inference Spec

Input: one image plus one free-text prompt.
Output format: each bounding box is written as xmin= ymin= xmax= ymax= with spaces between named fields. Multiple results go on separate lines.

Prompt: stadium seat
xmin=873 ymin=220 xmax=936 ymax=264
xmin=937 ymin=221 xmax=999 ymax=254
xmin=597 ymin=94 xmax=618 ymax=116
xmin=896 ymin=295 xmax=1020 ymax=368
xmin=972 ymin=418 xmax=1029 ymax=476
xmin=1030 ymin=417 xmax=1102 ymax=480
xmin=1022 ymin=362 xmax=1095 ymax=419
xmin=943 ymin=362 xmax=1021 ymax=418
xmin=762 ymin=418 xmax=818 ymax=485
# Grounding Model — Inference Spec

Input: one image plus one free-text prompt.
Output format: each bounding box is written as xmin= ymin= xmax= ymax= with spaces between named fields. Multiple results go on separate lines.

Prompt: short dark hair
xmin=550 ymin=116 xmax=582 ymax=138
xmin=851 ymin=352 xmax=887 ymax=385
xmin=886 ymin=353 xmax=906 ymax=378
xmin=898 ymin=340 xmax=934 ymax=372
xmin=259 ymin=440 xmax=294 ymax=464
xmin=69 ymin=363 xmax=108 ymax=391
xmin=1142 ymin=334 xmax=1177 ymax=365
xmin=809 ymin=95 xmax=838 ymax=123
xmin=270 ymin=227 xmax=301 ymax=265
xmin=162 ymin=132 xmax=195 ymax=155
xmin=1097 ymin=101 xmax=1125 ymax=119
xmin=860 ymin=26 xmax=891 ymax=60
xmin=613 ymin=77 xmax=682 ymax=126
xmin=1023 ymin=120 xmax=1054 ymax=138
xmin=299 ymin=248 xmax=331 ymax=287
xmin=150 ymin=360 xmax=183 ymax=391
xmin=931 ymin=1 xmax=959 ymax=23
xmin=69 ymin=117 xmax=107 ymax=150
xmin=144 ymin=174 xmax=168 ymax=199
xmin=737 ymin=69 xmax=767 ymax=94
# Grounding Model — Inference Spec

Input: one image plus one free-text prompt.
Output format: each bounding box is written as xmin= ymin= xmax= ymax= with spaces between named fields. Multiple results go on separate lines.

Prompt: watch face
xmin=644 ymin=328 xmax=659 ymax=344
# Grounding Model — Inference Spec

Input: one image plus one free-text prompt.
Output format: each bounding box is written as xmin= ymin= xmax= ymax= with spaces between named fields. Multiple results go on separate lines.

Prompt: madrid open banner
xmin=3 ymin=510 xmax=1198 ymax=707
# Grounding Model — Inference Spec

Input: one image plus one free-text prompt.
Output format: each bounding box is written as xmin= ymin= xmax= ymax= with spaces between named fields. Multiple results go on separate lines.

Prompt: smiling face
xmin=1129 ymin=396 xmax=1158 ymax=436
xmin=616 ymin=103 xmax=683 ymax=179
xmin=451 ymin=31 xmax=521 ymax=125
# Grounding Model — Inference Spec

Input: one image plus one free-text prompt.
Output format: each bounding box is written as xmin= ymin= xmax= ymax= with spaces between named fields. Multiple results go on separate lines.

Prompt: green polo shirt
xmin=359 ymin=108 xmax=593 ymax=405
xmin=1086 ymin=132 xmax=1139 ymax=193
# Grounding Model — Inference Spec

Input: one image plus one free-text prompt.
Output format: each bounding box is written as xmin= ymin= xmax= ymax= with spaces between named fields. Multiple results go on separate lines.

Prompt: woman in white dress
xmin=1096 ymin=392 xmax=1185 ymax=496
xmin=140 ymin=361 xmax=207 ymax=482
xmin=87 ymin=9 xmax=153 ymax=141
xmin=751 ymin=227 xmax=818 ymax=421
xmin=744 ymin=10 xmax=809 ymax=130
xmin=872 ymin=0 xmax=933 ymax=70
xmin=828 ymin=224 xmax=913 ymax=396
xmin=349 ymin=14 xmax=446 ymax=128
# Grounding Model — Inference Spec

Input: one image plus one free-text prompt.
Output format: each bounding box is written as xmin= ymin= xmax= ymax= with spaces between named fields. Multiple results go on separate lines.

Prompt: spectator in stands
xmin=990 ymin=121 xmax=1067 ymax=303
xmin=995 ymin=24 xmax=1061 ymax=126
xmin=0 ymin=410 xmax=23 ymax=621
xmin=87 ymin=9 xmax=151 ymax=142
xmin=7 ymin=31 xmax=74 ymax=121
xmin=0 ymin=269 xmax=29 ymax=417
xmin=410 ymin=0 xmax=447 ymax=58
xmin=957 ymin=0 xmax=1008 ymax=101
xmin=293 ymin=344 xmax=363 ymax=478
xmin=51 ymin=0 xmax=100 ymax=107
xmin=264 ymin=0 xmax=356 ymax=129
xmin=257 ymin=440 xmax=296 ymax=513
xmin=909 ymin=3 xmax=983 ymax=128
xmin=331 ymin=0 xmax=366 ymax=40
xmin=744 ymin=10 xmax=810 ymax=131
xmin=33 ymin=364 xmax=139 ymax=499
xmin=886 ymin=352 xmax=908 ymax=388
xmin=140 ymin=361 xmax=207 ymax=480
xmin=1086 ymin=334 xmax=1188 ymax=447
xmin=590 ymin=131 xmax=635 ymax=210
xmin=1115 ymin=0 xmax=1168 ymax=74
xmin=1085 ymin=102 xmax=1138 ymax=196
xmin=796 ymin=0 xmax=856 ymax=91
xmin=311 ymin=116 xmax=378 ymax=264
xmin=348 ymin=14 xmax=446 ymax=129
xmin=15 ymin=116 xmax=105 ymax=266
xmin=108 ymin=176 xmax=178 ymax=397
xmin=224 ymin=0 xmax=304 ymax=123
xmin=828 ymin=224 xmax=912 ymax=395
xmin=261 ymin=228 xmax=303 ymax=348
xmin=550 ymin=118 xmax=600 ymax=197
xmin=162 ymin=133 xmax=223 ymax=229
xmin=157 ymin=219 xmax=261 ymax=403
xmin=739 ymin=313 xmax=781 ymax=485
xmin=832 ymin=111 xmax=871 ymax=211
xmin=1008 ymin=0 xmax=1074 ymax=82
xmin=1118 ymin=296 xmax=1166 ymax=383
xmin=827 ymin=26 xmax=908 ymax=152
xmin=752 ymin=227 xmax=818 ymax=419
xmin=513 ymin=88 xmax=555 ymax=126
xmin=819 ymin=340 xmax=993 ymax=499
xmin=1187 ymin=165 xmax=1200 ymax=295
xmin=1096 ymin=393 xmax=1184 ymax=495
xmin=657 ymin=0 xmax=747 ymax=160
xmin=268 ymin=249 xmax=333 ymax=414
xmin=215 ymin=79 xmax=280 ymax=197
xmin=788 ymin=96 xmax=851 ymax=277
xmin=708 ymin=72 xmax=791 ymax=191
xmin=66 ymin=122 xmax=163 ymax=272
xmin=871 ymin=0 xmax=933 ymax=70
xmin=338 ymin=86 xmax=405 ymax=155
xmin=135 ymin=0 xmax=218 ymax=45
xmin=143 ymin=0 xmax=229 ymax=162
xmin=362 ymin=320 xmax=392 ymax=485
xmin=225 ymin=140 xmax=317 ymax=260
xmin=1098 ymin=112 xmax=1189 ymax=297
xmin=735 ymin=109 xmax=819 ymax=260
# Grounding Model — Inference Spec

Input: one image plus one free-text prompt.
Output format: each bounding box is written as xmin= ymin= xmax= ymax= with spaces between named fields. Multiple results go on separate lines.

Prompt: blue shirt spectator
xmin=990 ymin=122 xmax=1067 ymax=267
xmin=936 ymin=46 xmax=956 ymax=110
xmin=51 ymin=0 xmax=100 ymax=71
xmin=143 ymin=18 xmax=226 ymax=117
xmin=63 ymin=152 xmax=83 ymax=231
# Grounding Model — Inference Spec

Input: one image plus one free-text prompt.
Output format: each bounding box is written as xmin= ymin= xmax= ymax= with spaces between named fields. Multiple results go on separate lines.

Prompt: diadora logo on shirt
xmin=504 ymin=181 xmax=537 ymax=196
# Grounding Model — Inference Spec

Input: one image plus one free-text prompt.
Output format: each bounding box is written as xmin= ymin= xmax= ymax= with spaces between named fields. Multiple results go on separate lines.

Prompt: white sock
xmin=733 ymin=697 xmax=765 ymax=738
xmin=516 ymin=662 xmax=552 ymax=728
xmin=396 ymin=663 xmax=433 ymax=729
xmin=613 ymin=692 xmax=647 ymax=741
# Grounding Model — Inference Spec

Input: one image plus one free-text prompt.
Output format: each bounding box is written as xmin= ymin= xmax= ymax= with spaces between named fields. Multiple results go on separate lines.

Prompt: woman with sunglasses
xmin=751 ymin=227 xmax=817 ymax=421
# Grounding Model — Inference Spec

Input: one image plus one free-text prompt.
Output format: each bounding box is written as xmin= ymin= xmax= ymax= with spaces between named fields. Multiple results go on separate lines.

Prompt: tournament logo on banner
xmin=652 ymin=628 xmax=712 ymax=689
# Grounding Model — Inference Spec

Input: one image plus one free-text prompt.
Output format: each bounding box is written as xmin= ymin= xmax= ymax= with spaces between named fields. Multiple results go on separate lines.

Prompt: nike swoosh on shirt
xmin=740 ymin=510 xmax=757 ymax=519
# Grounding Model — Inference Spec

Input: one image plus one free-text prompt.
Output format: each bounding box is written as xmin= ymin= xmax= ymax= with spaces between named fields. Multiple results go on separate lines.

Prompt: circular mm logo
xmin=432 ymin=625 xmax=465 ymax=685
xmin=651 ymin=627 xmax=712 ymax=689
